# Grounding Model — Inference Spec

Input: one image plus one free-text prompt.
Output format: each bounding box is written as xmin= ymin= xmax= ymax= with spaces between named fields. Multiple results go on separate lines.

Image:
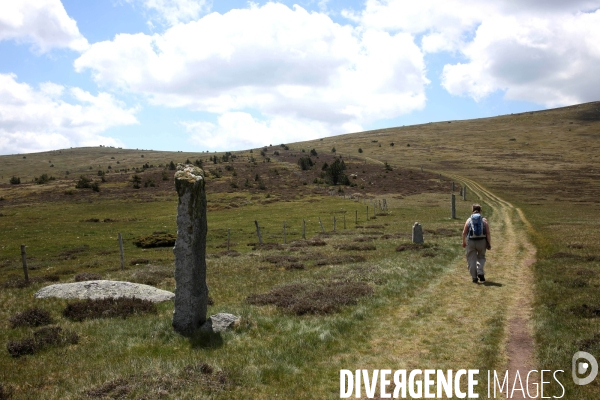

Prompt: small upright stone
xmin=173 ymin=164 xmax=209 ymax=335
xmin=412 ymin=222 xmax=424 ymax=244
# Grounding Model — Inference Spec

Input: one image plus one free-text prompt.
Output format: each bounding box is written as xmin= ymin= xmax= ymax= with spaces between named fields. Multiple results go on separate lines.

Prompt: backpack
xmin=469 ymin=213 xmax=487 ymax=240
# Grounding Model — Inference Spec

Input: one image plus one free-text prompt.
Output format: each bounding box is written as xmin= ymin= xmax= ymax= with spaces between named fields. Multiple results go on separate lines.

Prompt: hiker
xmin=462 ymin=204 xmax=491 ymax=283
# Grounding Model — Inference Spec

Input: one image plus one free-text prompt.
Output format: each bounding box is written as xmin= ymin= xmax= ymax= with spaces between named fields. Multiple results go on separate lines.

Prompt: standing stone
xmin=412 ymin=222 xmax=424 ymax=244
xmin=173 ymin=164 xmax=209 ymax=335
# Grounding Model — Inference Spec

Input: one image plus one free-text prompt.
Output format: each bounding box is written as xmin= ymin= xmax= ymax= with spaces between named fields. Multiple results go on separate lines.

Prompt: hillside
xmin=1 ymin=101 xmax=599 ymax=399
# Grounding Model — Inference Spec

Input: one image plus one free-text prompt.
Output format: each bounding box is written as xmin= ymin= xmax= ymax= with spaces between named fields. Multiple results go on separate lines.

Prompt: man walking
xmin=462 ymin=204 xmax=491 ymax=283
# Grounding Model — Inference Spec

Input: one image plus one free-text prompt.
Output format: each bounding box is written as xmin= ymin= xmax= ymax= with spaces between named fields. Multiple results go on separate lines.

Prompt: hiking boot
xmin=472 ymin=278 xmax=478 ymax=283
xmin=478 ymin=274 xmax=485 ymax=282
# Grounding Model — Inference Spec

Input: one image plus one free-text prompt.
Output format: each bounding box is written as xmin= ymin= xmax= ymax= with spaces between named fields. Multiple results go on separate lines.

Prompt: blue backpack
xmin=469 ymin=213 xmax=486 ymax=240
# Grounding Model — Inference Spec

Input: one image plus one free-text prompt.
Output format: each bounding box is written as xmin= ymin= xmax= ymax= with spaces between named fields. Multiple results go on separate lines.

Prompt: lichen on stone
xmin=174 ymin=164 xmax=204 ymax=183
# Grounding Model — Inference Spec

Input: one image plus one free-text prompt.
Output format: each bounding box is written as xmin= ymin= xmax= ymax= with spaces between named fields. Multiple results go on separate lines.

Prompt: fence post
xmin=463 ymin=186 xmax=467 ymax=201
xmin=283 ymin=221 xmax=287 ymax=244
xmin=20 ymin=244 xmax=29 ymax=283
xmin=343 ymin=214 xmax=346 ymax=230
xmin=355 ymin=210 xmax=358 ymax=225
xmin=366 ymin=206 xmax=369 ymax=221
xmin=227 ymin=228 xmax=231 ymax=251
xmin=254 ymin=220 xmax=263 ymax=245
xmin=451 ymin=194 xmax=456 ymax=219
xmin=118 ymin=233 xmax=125 ymax=271
xmin=302 ymin=219 xmax=306 ymax=239
xmin=318 ymin=217 xmax=325 ymax=233
xmin=333 ymin=216 xmax=337 ymax=231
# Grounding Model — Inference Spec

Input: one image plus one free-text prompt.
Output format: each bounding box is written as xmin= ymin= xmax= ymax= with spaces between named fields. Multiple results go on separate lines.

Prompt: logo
xmin=572 ymin=351 xmax=598 ymax=385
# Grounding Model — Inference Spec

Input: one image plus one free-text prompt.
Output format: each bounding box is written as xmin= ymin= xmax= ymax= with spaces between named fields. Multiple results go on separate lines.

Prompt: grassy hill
xmin=0 ymin=101 xmax=599 ymax=399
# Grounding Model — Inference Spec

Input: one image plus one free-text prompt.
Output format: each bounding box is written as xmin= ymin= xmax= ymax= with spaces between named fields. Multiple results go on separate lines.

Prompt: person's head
xmin=472 ymin=204 xmax=482 ymax=214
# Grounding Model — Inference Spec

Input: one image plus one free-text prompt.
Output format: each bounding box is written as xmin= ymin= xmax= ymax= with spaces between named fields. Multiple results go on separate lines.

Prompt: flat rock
xmin=200 ymin=313 xmax=240 ymax=333
xmin=34 ymin=280 xmax=175 ymax=303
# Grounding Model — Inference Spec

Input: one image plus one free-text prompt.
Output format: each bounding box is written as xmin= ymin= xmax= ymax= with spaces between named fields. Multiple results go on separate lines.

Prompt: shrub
xmin=384 ymin=162 xmax=393 ymax=171
xmin=35 ymin=174 xmax=54 ymax=184
xmin=91 ymin=182 xmax=100 ymax=192
xmin=298 ymin=156 xmax=314 ymax=171
xmin=390 ymin=142 xmax=394 ymax=146
xmin=75 ymin=175 xmax=92 ymax=189
xmin=169 ymin=161 xmax=176 ymax=170
xmin=9 ymin=308 xmax=52 ymax=328
xmin=162 ymin=170 xmax=169 ymax=180
xmin=310 ymin=149 xmax=318 ymax=156
xmin=9 ymin=176 xmax=20 ymax=184
xmin=358 ymin=148 xmax=363 ymax=153
xmin=324 ymin=158 xmax=349 ymax=185
xmin=63 ymin=298 xmax=157 ymax=321
xmin=131 ymin=174 xmax=142 ymax=189
xmin=144 ymin=179 xmax=155 ymax=188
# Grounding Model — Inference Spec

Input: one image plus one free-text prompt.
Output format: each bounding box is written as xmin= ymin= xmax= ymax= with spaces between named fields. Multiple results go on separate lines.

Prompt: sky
xmin=0 ymin=0 xmax=599 ymax=155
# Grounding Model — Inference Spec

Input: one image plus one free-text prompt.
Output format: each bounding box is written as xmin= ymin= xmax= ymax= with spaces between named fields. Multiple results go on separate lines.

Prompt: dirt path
xmin=350 ymin=174 xmax=536 ymax=398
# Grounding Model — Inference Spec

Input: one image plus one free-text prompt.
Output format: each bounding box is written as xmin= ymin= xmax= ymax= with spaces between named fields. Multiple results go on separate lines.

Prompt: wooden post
xmin=283 ymin=221 xmax=287 ymax=244
xmin=343 ymin=214 xmax=346 ymax=229
xmin=318 ymin=217 xmax=325 ymax=233
xmin=333 ymin=216 xmax=337 ymax=231
xmin=355 ymin=210 xmax=358 ymax=224
xmin=374 ymin=203 xmax=376 ymax=218
xmin=118 ymin=233 xmax=125 ymax=271
xmin=452 ymin=182 xmax=455 ymax=192
xmin=254 ymin=220 xmax=263 ymax=244
xmin=366 ymin=206 xmax=369 ymax=221
xmin=20 ymin=244 xmax=29 ymax=283
xmin=227 ymin=228 xmax=231 ymax=251
xmin=463 ymin=186 xmax=467 ymax=201
xmin=451 ymin=194 xmax=456 ymax=219
xmin=302 ymin=219 xmax=306 ymax=239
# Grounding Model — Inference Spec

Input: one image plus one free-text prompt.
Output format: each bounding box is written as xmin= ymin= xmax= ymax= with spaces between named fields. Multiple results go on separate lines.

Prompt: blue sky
xmin=1 ymin=0 xmax=599 ymax=155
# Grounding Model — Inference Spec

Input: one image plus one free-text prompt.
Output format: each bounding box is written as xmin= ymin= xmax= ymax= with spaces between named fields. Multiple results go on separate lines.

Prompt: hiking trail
xmin=351 ymin=174 xmax=537 ymax=399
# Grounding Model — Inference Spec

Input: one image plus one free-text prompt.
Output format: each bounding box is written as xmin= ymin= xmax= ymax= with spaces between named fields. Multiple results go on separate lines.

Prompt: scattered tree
xmin=9 ymin=176 xmax=20 ymax=184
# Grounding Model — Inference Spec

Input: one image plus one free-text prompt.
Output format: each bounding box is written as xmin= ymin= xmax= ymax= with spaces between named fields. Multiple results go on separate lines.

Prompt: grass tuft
xmin=74 ymin=272 xmax=102 ymax=282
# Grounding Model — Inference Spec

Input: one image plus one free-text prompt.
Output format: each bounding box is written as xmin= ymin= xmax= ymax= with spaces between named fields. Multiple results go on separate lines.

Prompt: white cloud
xmin=0 ymin=0 xmax=88 ymax=52
xmin=441 ymin=11 xmax=600 ymax=106
xmin=0 ymin=73 xmax=139 ymax=155
xmin=74 ymin=3 xmax=428 ymax=144
xmin=181 ymin=112 xmax=334 ymax=150
xmin=127 ymin=0 xmax=211 ymax=27
xmin=348 ymin=0 xmax=600 ymax=107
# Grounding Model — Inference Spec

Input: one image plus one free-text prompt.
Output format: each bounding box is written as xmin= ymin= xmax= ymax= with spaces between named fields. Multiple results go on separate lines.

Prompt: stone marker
xmin=412 ymin=222 xmax=424 ymax=244
xmin=173 ymin=164 xmax=209 ymax=335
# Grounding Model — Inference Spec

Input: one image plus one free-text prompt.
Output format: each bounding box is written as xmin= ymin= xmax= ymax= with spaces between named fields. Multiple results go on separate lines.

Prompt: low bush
xmin=6 ymin=326 xmax=78 ymax=358
xmin=133 ymin=233 xmax=177 ymax=248
xmin=63 ymin=298 xmax=157 ymax=321
xmin=247 ymin=281 xmax=373 ymax=315
xmin=9 ymin=308 xmax=52 ymax=328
